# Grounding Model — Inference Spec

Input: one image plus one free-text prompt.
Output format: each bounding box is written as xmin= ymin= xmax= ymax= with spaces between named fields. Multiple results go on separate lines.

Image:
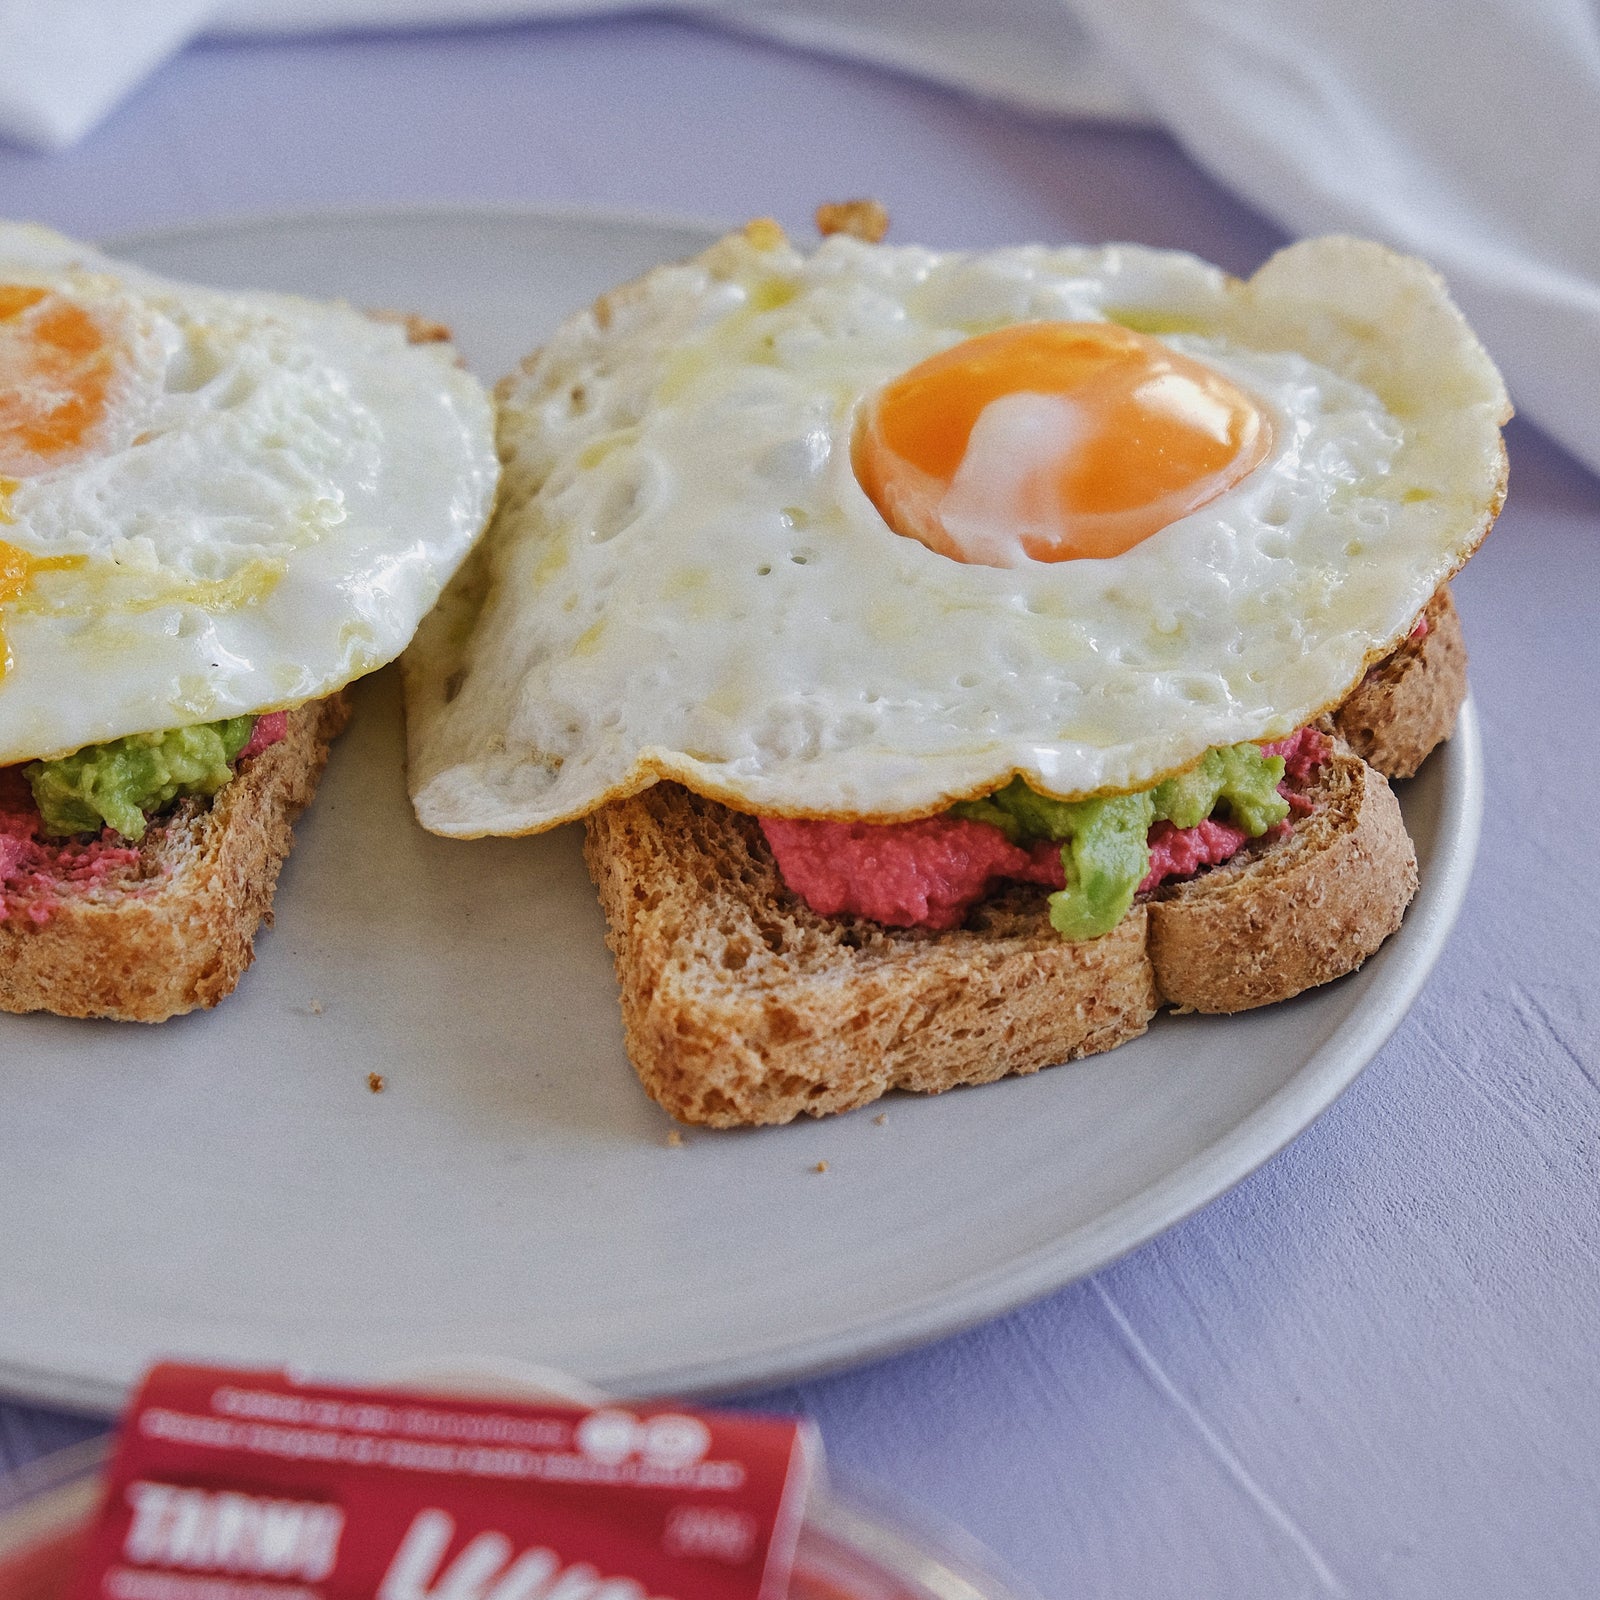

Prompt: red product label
xmin=65 ymin=1367 xmax=816 ymax=1600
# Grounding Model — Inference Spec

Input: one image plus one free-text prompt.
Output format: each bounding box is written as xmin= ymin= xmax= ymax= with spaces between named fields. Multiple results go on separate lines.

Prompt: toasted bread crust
xmin=583 ymin=607 xmax=1458 ymax=1123
xmin=0 ymin=695 xmax=349 ymax=1023
xmin=584 ymin=785 xmax=1157 ymax=1127
xmin=367 ymin=309 xmax=454 ymax=346
xmin=1146 ymin=739 xmax=1416 ymax=1013
xmin=815 ymin=199 xmax=890 ymax=243
xmin=581 ymin=586 xmax=1461 ymax=1124
xmin=1333 ymin=586 xmax=1467 ymax=778
xmin=587 ymin=737 xmax=1415 ymax=1124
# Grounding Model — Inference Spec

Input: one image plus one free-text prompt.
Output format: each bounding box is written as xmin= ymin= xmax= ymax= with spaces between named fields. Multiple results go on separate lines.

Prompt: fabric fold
xmin=1067 ymin=0 xmax=1600 ymax=475
xmin=0 ymin=0 xmax=222 ymax=151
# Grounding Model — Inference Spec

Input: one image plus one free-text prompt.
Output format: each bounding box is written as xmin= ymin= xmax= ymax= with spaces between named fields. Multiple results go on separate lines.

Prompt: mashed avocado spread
xmin=26 ymin=717 xmax=257 ymax=841
xmin=951 ymin=742 xmax=1290 ymax=940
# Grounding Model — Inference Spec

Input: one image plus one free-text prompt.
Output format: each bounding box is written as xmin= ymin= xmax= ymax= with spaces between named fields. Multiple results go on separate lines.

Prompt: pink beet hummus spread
xmin=758 ymin=814 xmax=1067 ymax=932
xmin=0 ymin=712 xmax=289 ymax=927
xmin=0 ymin=767 xmax=142 ymax=926
xmin=761 ymin=726 xmax=1330 ymax=934
xmin=238 ymin=711 xmax=288 ymax=762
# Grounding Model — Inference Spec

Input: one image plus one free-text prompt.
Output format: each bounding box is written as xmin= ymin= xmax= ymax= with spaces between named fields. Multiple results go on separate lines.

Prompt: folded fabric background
xmin=2 ymin=0 xmax=1597 ymax=480
xmin=1069 ymin=0 xmax=1600 ymax=485
xmin=0 ymin=0 xmax=221 ymax=150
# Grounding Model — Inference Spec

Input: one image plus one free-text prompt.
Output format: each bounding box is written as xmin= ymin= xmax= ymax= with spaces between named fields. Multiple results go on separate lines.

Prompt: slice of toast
xmin=1333 ymin=586 xmax=1467 ymax=779
xmin=0 ymin=313 xmax=448 ymax=1025
xmin=1146 ymin=740 xmax=1415 ymax=1013
xmin=583 ymin=785 xmax=1158 ymax=1126
xmin=584 ymin=740 xmax=1410 ymax=1127
xmin=584 ymin=595 xmax=1459 ymax=1126
xmin=0 ymin=694 xmax=349 ymax=1023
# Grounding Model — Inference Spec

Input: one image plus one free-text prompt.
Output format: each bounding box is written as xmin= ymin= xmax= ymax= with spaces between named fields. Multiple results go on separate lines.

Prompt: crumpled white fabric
xmin=211 ymin=0 xmax=1154 ymax=124
xmin=1067 ymin=0 xmax=1600 ymax=483
xmin=1 ymin=0 xmax=1597 ymax=476
xmin=0 ymin=0 xmax=222 ymax=150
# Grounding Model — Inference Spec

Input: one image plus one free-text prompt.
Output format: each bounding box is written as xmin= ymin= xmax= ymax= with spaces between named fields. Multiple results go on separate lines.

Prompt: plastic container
xmin=794 ymin=1481 xmax=1036 ymax=1599
xmin=0 ymin=1436 xmax=107 ymax=1600
xmin=0 ymin=1434 xmax=1035 ymax=1600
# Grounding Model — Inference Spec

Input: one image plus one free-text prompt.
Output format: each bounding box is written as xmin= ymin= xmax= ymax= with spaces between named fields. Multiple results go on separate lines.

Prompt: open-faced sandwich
xmin=0 ymin=223 xmax=498 ymax=1021
xmin=405 ymin=209 xmax=1508 ymax=1126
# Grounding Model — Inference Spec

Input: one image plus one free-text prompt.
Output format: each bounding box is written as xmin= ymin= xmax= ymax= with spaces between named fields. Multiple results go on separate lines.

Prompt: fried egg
xmin=0 ymin=222 xmax=498 ymax=766
xmin=405 ymin=225 xmax=1508 ymax=837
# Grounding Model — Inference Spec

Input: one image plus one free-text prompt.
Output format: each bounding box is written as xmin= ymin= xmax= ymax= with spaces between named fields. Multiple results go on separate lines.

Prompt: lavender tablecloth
xmin=4 ymin=17 xmax=1599 ymax=1598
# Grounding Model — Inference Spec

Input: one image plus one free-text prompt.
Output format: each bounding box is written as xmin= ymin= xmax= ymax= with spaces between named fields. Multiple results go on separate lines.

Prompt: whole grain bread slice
xmin=0 ymin=694 xmax=349 ymax=1023
xmin=582 ymin=580 xmax=1463 ymax=1128
xmin=1333 ymin=585 xmax=1467 ymax=778
xmin=586 ymin=736 xmax=1413 ymax=1126
xmin=583 ymin=785 xmax=1158 ymax=1127
xmin=1146 ymin=737 xmax=1415 ymax=1012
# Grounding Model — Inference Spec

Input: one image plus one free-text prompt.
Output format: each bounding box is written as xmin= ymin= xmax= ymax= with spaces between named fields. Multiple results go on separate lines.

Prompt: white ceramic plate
xmin=1 ymin=208 xmax=1482 ymax=1415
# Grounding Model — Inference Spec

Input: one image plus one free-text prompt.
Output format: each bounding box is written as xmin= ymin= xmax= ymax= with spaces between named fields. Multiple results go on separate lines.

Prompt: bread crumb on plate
xmin=815 ymin=199 xmax=890 ymax=242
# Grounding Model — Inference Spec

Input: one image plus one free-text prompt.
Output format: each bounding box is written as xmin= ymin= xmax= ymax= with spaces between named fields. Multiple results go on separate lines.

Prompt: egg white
xmin=0 ymin=222 xmax=499 ymax=766
xmin=406 ymin=228 xmax=1508 ymax=837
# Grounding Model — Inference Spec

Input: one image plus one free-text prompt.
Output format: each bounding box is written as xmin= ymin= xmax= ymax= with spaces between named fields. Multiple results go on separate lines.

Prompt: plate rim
xmin=102 ymin=197 xmax=735 ymax=262
xmin=4 ymin=204 xmax=1484 ymax=1413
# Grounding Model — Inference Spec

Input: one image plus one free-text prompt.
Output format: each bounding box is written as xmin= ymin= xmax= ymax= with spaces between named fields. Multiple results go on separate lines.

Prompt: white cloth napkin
xmin=2 ymin=0 xmax=1597 ymax=477
xmin=0 ymin=0 xmax=221 ymax=150
xmin=0 ymin=0 xmax=1147 ymax=149
xmin=211 ymin=0 xmax=1153 ymax=124
xmin=1069 ymin=0 xmax=1600 ymax=484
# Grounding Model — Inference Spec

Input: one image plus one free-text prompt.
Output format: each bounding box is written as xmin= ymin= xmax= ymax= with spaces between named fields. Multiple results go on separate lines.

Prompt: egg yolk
xmin=0 ymin=283 xmax=119 ymax=479
xmin=0 ymin=284 xmax=109 ymax=676
xmin=853 ymin=321 xmax=1272 ymax=566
